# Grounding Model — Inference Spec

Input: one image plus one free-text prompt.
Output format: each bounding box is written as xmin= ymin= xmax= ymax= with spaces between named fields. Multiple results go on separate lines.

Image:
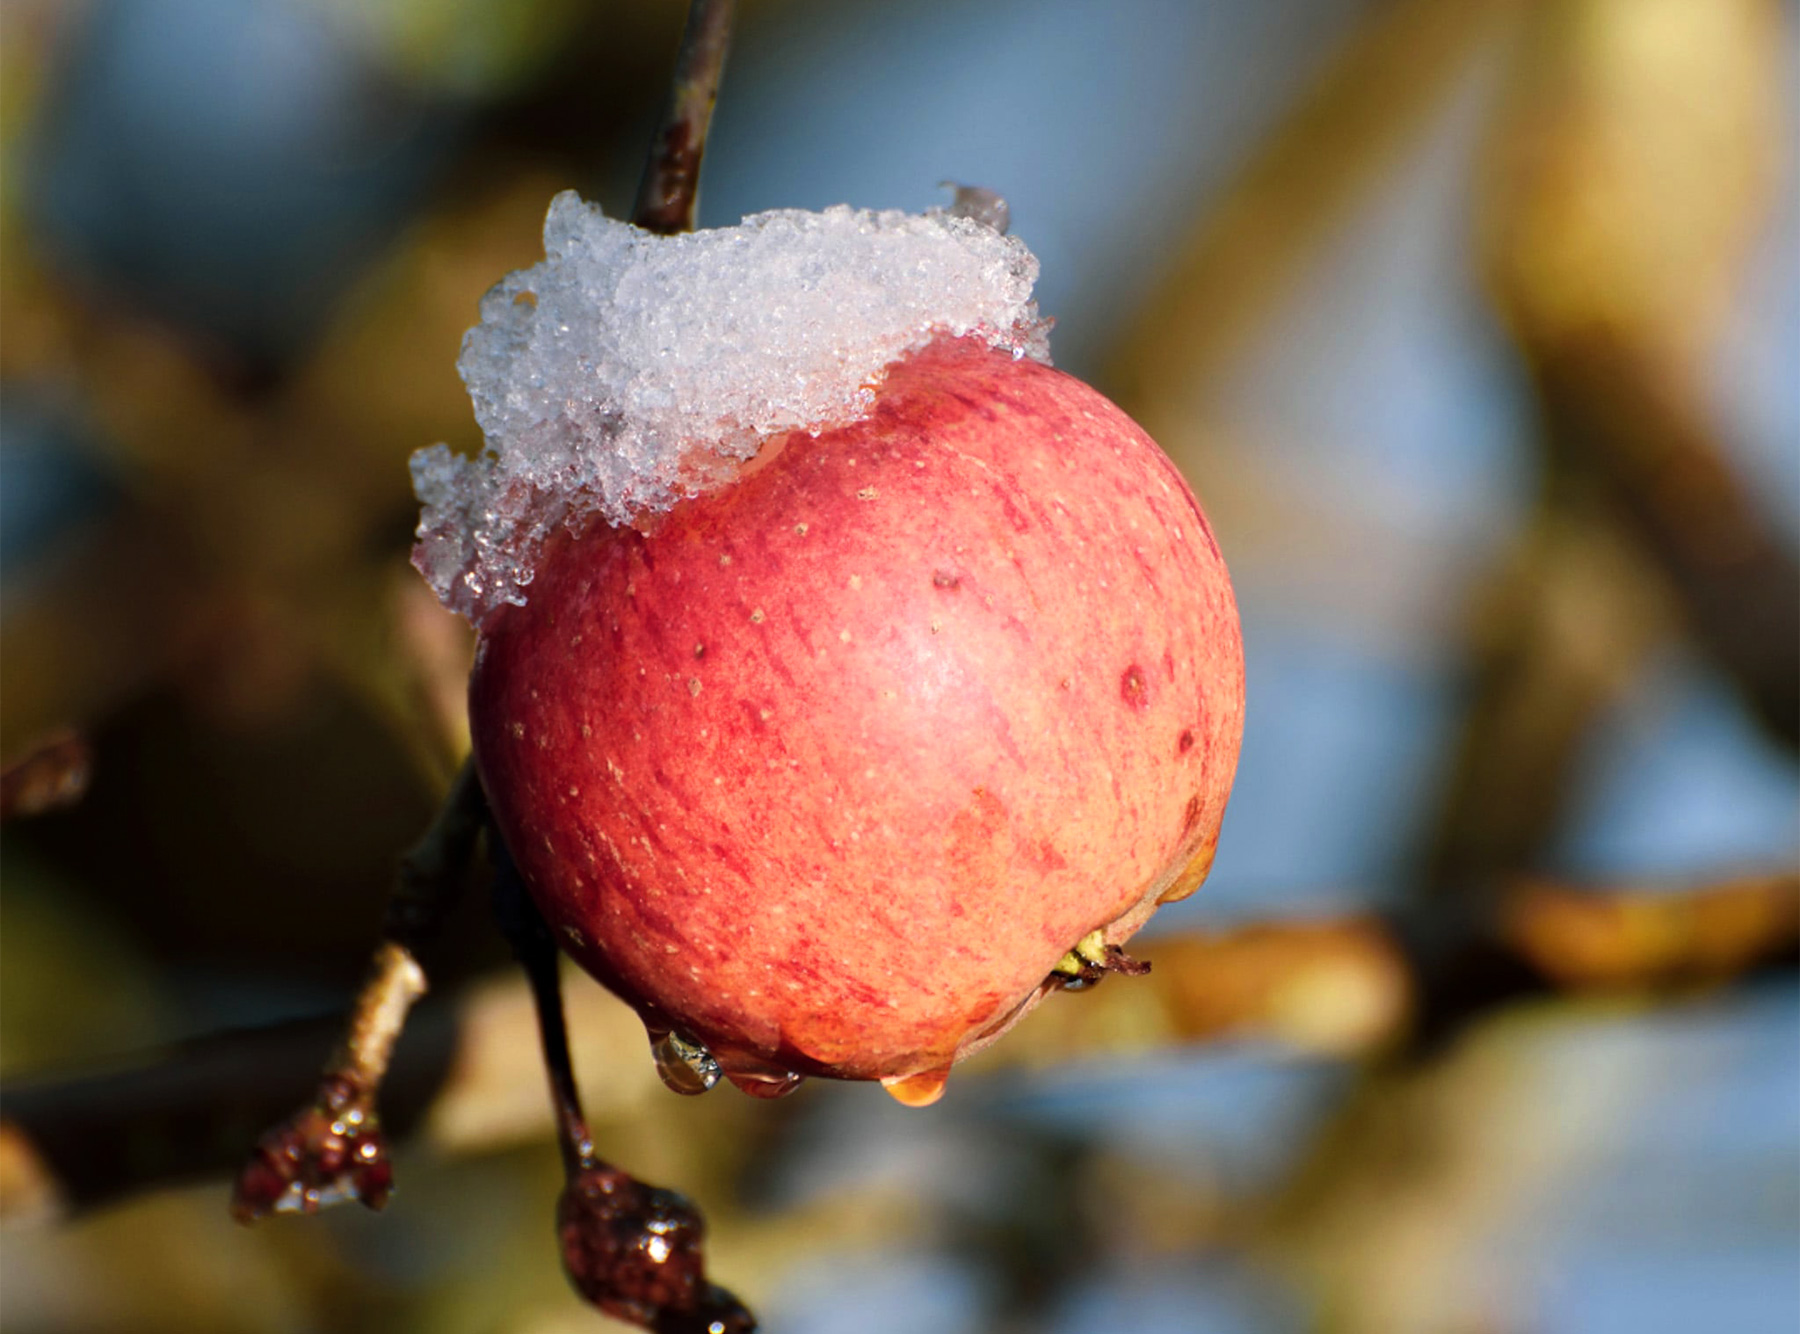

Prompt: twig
xmin=229 ymin=759 xmax=485 ymax=1221
xmin=632 ymin=0 xmax=736 ymax=235
xmin=969 ymin=871 xmax=1800 ymax=1066
xmin=491 ymin=827 xmax=756 ymax=1333
xmin=492 ymin=843 xmax=594 ymax=1177
xmin=225 ymin=0 xmax=745 ymax=1297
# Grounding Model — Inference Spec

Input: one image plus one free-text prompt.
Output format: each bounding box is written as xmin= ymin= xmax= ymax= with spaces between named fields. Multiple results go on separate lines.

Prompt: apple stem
xmin=490 ymin=836 xmax=596 ymax=1175
xmin=632 ymin=0 xmax=737 ymax=235
xmin=491 ymin=832 xmax=757 ymax=1332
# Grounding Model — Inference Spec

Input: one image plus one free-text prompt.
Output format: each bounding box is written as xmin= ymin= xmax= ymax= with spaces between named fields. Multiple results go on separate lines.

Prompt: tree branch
xmin=1528 ymin=335 xmax=1800 ymax=749
xmin=632 ymin=0 xmax=736 ymax=235
xmin=228 ymin=759 xmax=484 ymax=1222
xmin=1418 ymin=493 xmax=1671 ymax=893
xmin=490 ymin=837 xmax=755 ymax=1332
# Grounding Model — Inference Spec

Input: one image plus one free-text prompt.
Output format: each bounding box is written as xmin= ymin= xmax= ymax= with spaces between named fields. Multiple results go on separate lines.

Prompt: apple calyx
xmin=1050 ymin=929 xmax=1153 ymax=991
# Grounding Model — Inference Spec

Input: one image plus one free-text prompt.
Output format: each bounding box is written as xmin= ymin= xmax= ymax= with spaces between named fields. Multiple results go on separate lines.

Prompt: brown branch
xmin=1419 ymin=492 xmax=1671 ymax=892
xmin=1528 ymin=336 xmax=1800 ymax=749
xmin=1476 ymin=0 xmax=1795 ymax=750
xmin=5 ymin=869 xmax=1791 ymax=1223
xmin=490 ymin=838 xmax=755 ymax=1333
xmin=966 ymin=872 xmax=1800 ymax=1072
xmin=228 ymin=759 xmax=484 ymax=1221
xmin=1500 ymin=871 xmax=1800 ymax=991
xmin=632 ymin=0 xmax=737 ymax=235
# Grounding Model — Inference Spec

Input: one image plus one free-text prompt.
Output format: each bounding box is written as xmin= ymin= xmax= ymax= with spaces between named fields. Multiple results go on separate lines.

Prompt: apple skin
xmin=469 ymin=335 xmax=1243 ymax=1097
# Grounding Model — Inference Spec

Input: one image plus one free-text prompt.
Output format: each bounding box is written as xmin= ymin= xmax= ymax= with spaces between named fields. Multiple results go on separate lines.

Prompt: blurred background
xmin=2 ymin=0 xmax=1796 ymax=1331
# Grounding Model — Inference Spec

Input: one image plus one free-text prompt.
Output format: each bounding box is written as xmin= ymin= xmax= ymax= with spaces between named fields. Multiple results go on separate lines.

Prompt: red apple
xmin=469 ymin=334 xmax=1243 ymax=1104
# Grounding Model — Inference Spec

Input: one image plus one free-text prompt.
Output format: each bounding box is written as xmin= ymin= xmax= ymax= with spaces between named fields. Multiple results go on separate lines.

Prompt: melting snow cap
xmin=412 ymin=191 xmax=1051 ymax=625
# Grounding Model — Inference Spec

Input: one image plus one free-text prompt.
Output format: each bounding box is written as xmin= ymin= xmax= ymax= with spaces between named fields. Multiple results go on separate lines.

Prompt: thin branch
xmin=228 ymin=759 xmax=485 ymax=1221
xmin=494 ymin=846 xmax=596 ymax=1178
xmin=632 ymin=0 xmax=737 ymax=234
xmin=334 ymin=943 xmax=429 ymax=1089
xmin=490 ymin=822 xmax=756 ymax=1332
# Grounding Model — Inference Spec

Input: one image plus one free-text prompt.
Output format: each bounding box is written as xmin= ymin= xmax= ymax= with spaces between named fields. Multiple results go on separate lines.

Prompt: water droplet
xmin=650 ymin=1030 xmax=721 ymax=1096
xmin=880 ymin=1067 xmax=950 ymax=1108
xmin=724 ymin=1068 xmax=805 ymax=1100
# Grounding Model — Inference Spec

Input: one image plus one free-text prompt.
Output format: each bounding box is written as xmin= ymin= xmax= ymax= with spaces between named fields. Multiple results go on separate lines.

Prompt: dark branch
xmin=385 ymin=759 xmax=489 ymax=949
xmin=490 ymin=829 xmax=756 ymax=1332
xmin=229 ymin=760 xmax=485 ymax=1222
xmin=4 ymin=1005 xmax=460 ymax=1219
xmin=632 ymin=0 xmax=737 ymax=235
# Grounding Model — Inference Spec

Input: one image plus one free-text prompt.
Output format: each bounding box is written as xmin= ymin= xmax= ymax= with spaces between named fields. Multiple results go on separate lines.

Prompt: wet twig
xmin=491 ymin=839 xmax=756 ymax=1333
xmin=229 ymin=760 xmax=485 ymax=1221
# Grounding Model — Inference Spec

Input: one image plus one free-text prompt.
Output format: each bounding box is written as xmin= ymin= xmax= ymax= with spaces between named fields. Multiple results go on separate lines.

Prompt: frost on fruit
xmin=411 ymin=191 xmax=1051 ymax=625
